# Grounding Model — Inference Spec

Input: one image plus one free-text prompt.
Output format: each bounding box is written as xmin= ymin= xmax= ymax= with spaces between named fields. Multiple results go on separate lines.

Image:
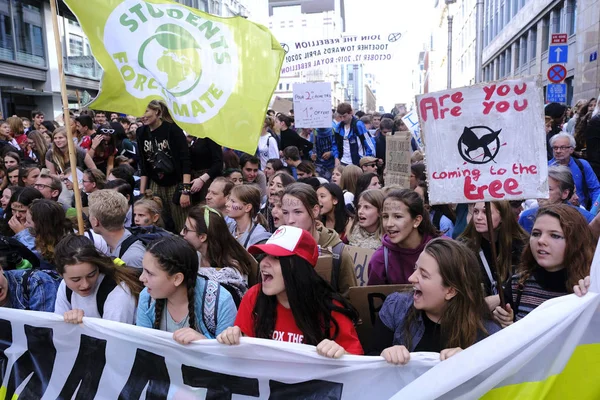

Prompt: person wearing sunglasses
xmin=88 ymin=124 xmax=117 ymax=176
xmin=181 ymin=205 xmax=255 ymax=306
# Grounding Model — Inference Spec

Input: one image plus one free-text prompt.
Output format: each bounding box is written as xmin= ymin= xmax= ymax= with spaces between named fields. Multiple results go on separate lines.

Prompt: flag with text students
xmin=64 ymin=0 xmax=285 ymax=154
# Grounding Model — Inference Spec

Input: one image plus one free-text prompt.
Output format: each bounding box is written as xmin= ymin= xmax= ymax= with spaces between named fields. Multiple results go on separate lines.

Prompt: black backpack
xmin=65 ymin=274 xmax=118 ymax=317
xmin=118 ymin=226 xmax=173 ymax=258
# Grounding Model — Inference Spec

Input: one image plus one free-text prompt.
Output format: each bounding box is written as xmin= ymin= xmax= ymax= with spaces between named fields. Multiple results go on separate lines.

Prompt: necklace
xmin=234 ymin=224 xmax=249 ymax=239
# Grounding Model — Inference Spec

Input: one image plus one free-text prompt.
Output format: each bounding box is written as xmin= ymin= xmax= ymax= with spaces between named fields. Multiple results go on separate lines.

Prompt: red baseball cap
xmin=248 ymin=226 xmax=319 ymax=266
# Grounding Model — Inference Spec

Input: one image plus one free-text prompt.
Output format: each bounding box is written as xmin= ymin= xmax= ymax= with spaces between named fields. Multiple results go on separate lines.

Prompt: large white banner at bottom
xmin=0 ymin=309 xmax=434 ymax=399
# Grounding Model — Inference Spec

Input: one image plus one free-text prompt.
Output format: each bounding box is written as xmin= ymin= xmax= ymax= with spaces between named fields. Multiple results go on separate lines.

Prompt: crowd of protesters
xmin=0 ymin=99 xmax=594 ymax=363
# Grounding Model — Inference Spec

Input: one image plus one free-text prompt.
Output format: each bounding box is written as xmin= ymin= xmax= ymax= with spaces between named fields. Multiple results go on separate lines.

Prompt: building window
xmin=69 ymin=34 xmax=83 ymax=56
xmin=11 ymin=0 xmax=45 ymax=66
xmin=542 ymin=15 xmax=550 ymax=50
xmin=521 ymin=35 xmax=527 ymax=65
xmin=515 ymin=41 xmax=520 ymax=69
xmin=569 ymin=0 xmax=576 ymax=36
xmin=506 ymin=47 xmax=512 ymax=75
xmin=0 ymin=12 xmax=13 ymax=61
xmin=286 ymin=83 xmax=290 ymax=91
xmin=529 ymin=27 xmax=537 ymax=61
xmin=511 ymin=0 xmax=518 ymax=17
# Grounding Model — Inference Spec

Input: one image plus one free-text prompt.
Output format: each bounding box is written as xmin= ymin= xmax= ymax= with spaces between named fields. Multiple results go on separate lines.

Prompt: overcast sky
xmin=344 ymin=0 xmax=434 ymax=111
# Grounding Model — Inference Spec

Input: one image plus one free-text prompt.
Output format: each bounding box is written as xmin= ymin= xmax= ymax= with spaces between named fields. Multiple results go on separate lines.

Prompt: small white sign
xmin=416 ymin=76 xmax=548 ymax=205
xmin=293 ymin=82 xmax=332 ymax=128
xmin=401 ymin=110 xmax=422 ymax=150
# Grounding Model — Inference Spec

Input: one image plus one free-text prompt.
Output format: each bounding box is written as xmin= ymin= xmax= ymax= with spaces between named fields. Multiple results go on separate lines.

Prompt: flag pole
xmin=485 ymin=201 xmax=506 ymax=306
xmin=49 ymin=0 xmax=85 ymax=235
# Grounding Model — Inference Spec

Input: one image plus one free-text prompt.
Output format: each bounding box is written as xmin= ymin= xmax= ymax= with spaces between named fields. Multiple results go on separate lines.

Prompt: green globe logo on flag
xmin=138 ymin=24 xmax=202 ymax=97
xmin=63 ymin=0 xmax=285 ymax=154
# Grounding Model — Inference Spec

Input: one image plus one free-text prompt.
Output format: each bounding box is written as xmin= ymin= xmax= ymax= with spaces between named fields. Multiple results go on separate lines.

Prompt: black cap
xmin=545 ymin=103 xmax=567 ymax=118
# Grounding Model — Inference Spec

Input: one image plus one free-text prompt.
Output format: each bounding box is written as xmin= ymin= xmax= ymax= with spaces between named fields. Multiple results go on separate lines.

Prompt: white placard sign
xmin=293 ymin=82 xmax=332 ymax=128
xmin=401 ymin=110 xmax=423 ymax=150
xmin=416 ymin=76 xmax=548 ymax=205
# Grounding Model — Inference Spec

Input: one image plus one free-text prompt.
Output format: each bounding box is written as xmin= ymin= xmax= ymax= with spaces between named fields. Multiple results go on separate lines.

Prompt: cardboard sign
xmin=344 ymin=245 xmax=376 ymax=287
xmin=293 ymin=82 xmax=332 ymax=128
xmin=271 ymin=96 xmax=293 ymax=115
xmin=384 ymin=131 xmax=412 ymax=188
xmin=348 ymin=284 xmax=413 ymax=347
xmin=416 ymin=76 xmax=548 ymax=204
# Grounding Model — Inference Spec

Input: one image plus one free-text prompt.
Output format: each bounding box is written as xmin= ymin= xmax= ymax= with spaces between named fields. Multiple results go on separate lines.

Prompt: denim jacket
xmin=14 ymin=229 xmax=56 ymax=270
xmin=379 ymin=292 xmax=501 ymax=351
xmin=4 ymin=269 xmax=62 ymax=312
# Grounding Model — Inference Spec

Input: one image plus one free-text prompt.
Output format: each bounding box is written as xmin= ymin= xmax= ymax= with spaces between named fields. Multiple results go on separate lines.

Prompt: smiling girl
xmin=227 ymin=185 xmax=271 ymax=248
xmin=347 ymin=189 xmax=385 ymax=250
xmin=45 ymin=127 xmax=96 ymax=175
xmin=372 ymin=239 xmax=500 ymax=364
xmin=136 ymin=235 xmax=237 ymax=342
xmin=368 ymin=189 xmax=441 ymax=285
xmin=54 ymin=234 xmax=143 ymax=324
xmin=493 ymin=205 xmax=594 ymax=327
xmin=217 ymin=225 xmax=363 ymax=357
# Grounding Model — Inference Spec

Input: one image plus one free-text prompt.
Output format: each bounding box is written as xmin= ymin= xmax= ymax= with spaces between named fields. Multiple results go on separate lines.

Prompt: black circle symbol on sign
xmin=457 ymin=126 xmax=502 ymax=165
xmin=548 ymin=65 xmax=566 ymax=83
xmin=281 ymin=43 xmax=289 ymax=54
xmin=388 ymin=33 xmax=402 ymax=42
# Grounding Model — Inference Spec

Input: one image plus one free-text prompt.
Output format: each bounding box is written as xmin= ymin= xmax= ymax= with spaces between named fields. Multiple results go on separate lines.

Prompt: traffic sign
xmin=547 ymin=84 xmax=567 ymax=103
xmin=551 ymin=33 xmax=568 ymax=44
xmin=548 ymin=45 xmax=568 ymax=64
xmin=547 ymin=64 xmax=567 ymax=83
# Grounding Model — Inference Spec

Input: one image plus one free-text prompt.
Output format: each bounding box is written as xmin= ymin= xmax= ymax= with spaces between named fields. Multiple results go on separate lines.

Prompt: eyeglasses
xmin=552 ymin=146 xmax=573 ymax=151
xmin=363 ymin=163 xmax=376 ymax=168
xmin=33 ymin=183 xmax=52 ymax=190
xmin=99 ymin=128 xmax=115 ymax=135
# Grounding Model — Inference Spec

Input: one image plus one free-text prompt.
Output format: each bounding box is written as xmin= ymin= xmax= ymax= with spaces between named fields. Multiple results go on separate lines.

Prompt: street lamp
xmin=446 ymin=0 xmax=456 ymax=89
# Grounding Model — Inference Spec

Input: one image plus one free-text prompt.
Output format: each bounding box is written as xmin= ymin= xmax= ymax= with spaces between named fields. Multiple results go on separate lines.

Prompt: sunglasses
xmin=99 ymin=128 xmax=115 ymax=135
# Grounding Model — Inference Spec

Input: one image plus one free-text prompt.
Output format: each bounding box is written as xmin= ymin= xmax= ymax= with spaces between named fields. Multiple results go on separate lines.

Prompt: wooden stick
xmin=485 ymin=201 xmax=505 ymax=306
xmin=50 ymin=0 xmax=84 ymax=235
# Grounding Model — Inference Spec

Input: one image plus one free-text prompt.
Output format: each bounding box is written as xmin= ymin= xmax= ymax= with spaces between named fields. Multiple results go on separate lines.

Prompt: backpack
xmin=146 ymin=274 xmax=221 ymax=337
xmin=65 ymin=274 xmax=118 ymax=317
xmin=118 ymin=226 xmax=173 ymax=259
xmin=321 ymin=242 xmax=345 ymax=292
xmin=573 ymin=157 xmax=592 ymax=209
xmin=255 ymin=133 xmax=279 ymax=161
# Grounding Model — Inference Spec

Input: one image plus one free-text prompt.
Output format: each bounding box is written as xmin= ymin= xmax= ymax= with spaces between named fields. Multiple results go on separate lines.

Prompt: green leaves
xmin=154 ymin=24 xmax=200 ymax=50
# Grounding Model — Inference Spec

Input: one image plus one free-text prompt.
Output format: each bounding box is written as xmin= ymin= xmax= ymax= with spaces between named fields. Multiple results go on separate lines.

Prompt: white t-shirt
xmin=257 ymin=134 xmax=280 ymax=170
xmin=341 ymin=124 xmax=352 ymax=165
xmin=54 ymin=273 xmax=137 ymax=324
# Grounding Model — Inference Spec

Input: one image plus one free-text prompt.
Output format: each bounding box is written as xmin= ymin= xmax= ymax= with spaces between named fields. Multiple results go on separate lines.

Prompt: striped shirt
xmin=511 ymin=268 xmax=569 ymax=321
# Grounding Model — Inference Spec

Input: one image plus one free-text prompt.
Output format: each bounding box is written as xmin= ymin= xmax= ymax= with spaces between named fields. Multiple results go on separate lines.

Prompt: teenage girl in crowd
xmin=493 ymin=205 xmax=594 ymax=327
xmin=26 ymin=130 xmax=49 ymax=165
xmin=217 ymin=225 xmax=363 ymax=357
xmin=409 ymin=163 xmax=426 ymax=190
xmin=339 ymin=165 xmax=362 ymax=209
xmin=4 ymin=152 xmax=20 ymax=169
xmin=317 ymin=183 xmax=349 ymax=241
xmin=263 ymin=171 xmax=295 ymax=232
xmin=368 ymin=189 xmax=441 ymax=285
xmin=8 ymin=187 xmax=43 ymax=237
xmin=331 ymin=165 xmax=344 ymax=187
xmin=137 ymin=235 xmax=237 ymax=342
xmin=11 ymin=199 xmax=72 ymax=269
xmin=415 ymin=181 xmax=456 ymax=238
xmin=19 ymin=165 xmax=40 ymax=187
xmin=6 ymin=166 xmax=18 ymax=187
xmin=227 ymin=185 xmax=272 ymax=249
xmin=371 ymin=239 xmax=500 ymax=363
xmin=55 ymin=234 xmax=143 ymax=324
xmin=459 ymin=201 xmax=528 ymax=298
xmin=281 ymin=183 xmax=357 ymax=297
xmin=45 ymin=127 xmax=96 ymax=176
xmin=182 ymin=205 xmax=255 ymax=303
xmin=223 ymin=168 xmax=244 ymax=186
xmin=346 ymin=189 xmax=385 ymax=250
xmin=133 ymin=191 xmax=164 ymax=228
xmin=352 ymin=173 xmax=382 ymax=214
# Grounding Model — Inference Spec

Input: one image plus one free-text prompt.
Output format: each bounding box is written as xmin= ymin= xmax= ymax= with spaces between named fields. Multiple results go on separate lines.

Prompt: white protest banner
xmin=416 ymin=76 xmax=548 ymax=205
xmin=280 ymin=32 xmax=403 ymax=74
xmin=0 ymin=309 xmax=433 ymax=399
xmin=384 ymin=131 xmax=412 ymax=188
xmin=293 ymin=82 xmax=332 ymax=128
xmin=401 ymin=110 xmax=423 ymax=150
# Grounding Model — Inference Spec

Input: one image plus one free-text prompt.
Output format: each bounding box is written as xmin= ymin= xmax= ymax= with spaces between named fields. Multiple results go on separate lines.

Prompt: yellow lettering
xmin=120 ymin=65 xmax=135 ymax=81
xmin=191 ymin=100 xmax=206 ymax=116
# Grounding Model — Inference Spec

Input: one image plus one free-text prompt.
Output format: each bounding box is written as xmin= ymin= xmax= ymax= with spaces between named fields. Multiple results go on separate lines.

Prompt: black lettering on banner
xmin=367 ymin=293 xmax=388 ymax=325
xmin=0 ymin=319 xmax=12 ymax=382
xmin=118 ymin=349 xmax=170 ymax=400
xmin=6 ymin=324 xmax=56 ymax=399
xmin=181 ymin=364 xmax=260 ymax=400
xmin=58 ymin=335 xmax=107 ymax=399
xmin=268 ymin=379 xmax=343 ymax=400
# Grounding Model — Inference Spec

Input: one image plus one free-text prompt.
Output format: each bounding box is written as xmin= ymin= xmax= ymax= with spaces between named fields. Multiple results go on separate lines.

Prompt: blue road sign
xmin=591 ymin=51 xmax=598 ymax=62
xmin=547 ymin=84 xmax=567 ymax=103
xmin=548 ymin=45 xmax=568 ymax=63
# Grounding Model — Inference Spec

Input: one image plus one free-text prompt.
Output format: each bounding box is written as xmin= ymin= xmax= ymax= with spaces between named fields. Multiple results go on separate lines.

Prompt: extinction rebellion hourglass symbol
xmin=457 ymin=126 xmax=502 ymax=165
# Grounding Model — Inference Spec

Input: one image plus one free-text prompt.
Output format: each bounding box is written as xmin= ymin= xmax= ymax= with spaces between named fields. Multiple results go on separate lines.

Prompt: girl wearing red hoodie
xmin=368 ymin=189 xmax=441 ymax=285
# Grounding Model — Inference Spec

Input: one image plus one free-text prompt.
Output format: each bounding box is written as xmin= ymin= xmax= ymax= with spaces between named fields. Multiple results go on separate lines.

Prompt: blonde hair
xmin=7 ymin=116 xmax=24 ymax=137
xmin=147 ymin=100 xmax=173 ymax=123
xmin=134 ymin=190 xmax=164 ymax=227
xmin=51 ymin=127 xmax=68 ymax=173
xmin=340 ymin=165 xmax=362 ymax=194
xmin=88 ymin=189 xmax=129 ymax=231
xmin=28 ymin=130 xmax=49 ymax=165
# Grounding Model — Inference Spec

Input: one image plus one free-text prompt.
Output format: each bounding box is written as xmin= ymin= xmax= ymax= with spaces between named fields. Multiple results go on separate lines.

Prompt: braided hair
xmin=146 ymin=235 xmax=199 ymax=331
